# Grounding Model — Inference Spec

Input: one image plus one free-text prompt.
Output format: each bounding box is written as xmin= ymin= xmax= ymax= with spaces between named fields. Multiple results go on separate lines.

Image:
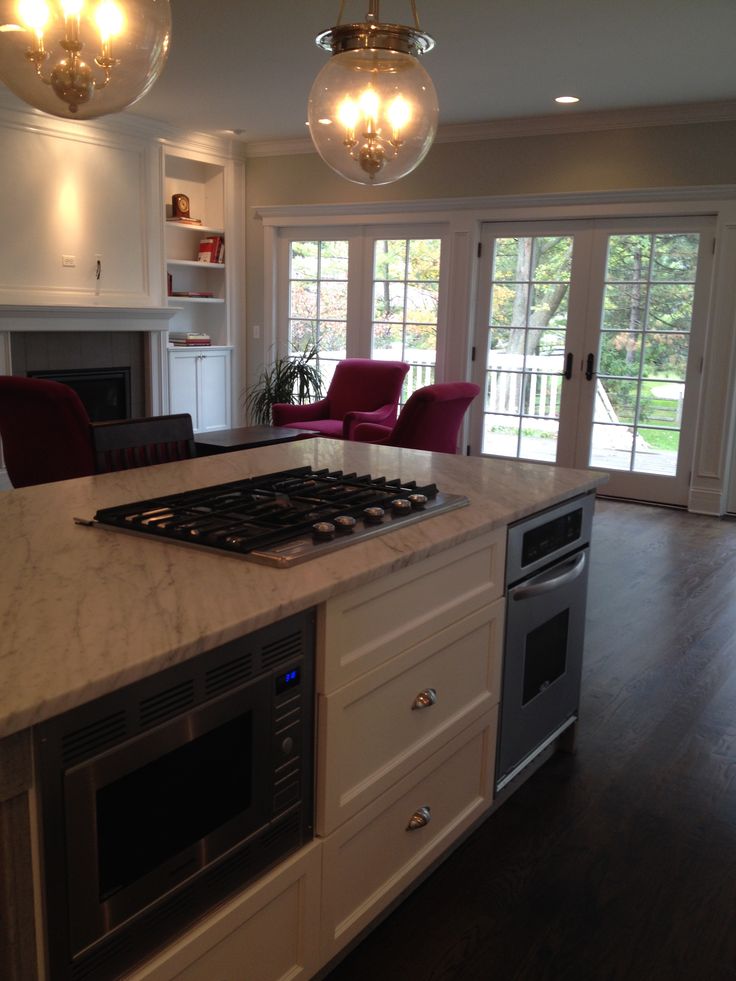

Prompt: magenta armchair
xmin=271 ymin=358 xmax=409 ymax=439
xmin=352 ymin=382 xmax=481 ymax=454
xmin=0 ymin=376 xmax=95 ymax=487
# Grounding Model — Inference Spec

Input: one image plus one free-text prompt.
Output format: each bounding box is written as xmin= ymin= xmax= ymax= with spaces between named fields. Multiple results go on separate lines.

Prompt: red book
xmin=198 ymin=236 xmax=217 ymax=262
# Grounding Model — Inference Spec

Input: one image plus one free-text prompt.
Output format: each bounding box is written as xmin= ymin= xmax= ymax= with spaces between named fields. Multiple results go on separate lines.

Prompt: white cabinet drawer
xmin=318 ymin=530 xmax=505 ymax=693
xmin=320 ymin=709 xmax=496 ymax=962
xmin=316 ymin=598 xmax=504 ymax=835
xmin=129 ymin=842 xmax=322 ymax=981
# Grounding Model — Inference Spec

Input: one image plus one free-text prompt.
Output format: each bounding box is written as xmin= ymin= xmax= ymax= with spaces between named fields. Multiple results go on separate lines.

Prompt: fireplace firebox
xmin=27 ymin=367 xmax=131 ymax=421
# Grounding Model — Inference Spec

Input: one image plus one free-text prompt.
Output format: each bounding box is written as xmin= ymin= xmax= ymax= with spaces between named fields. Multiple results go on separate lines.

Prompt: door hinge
xmin=700 ymin=356 xmax=704 ymax=373
xmin=471 ymin=346 xmax=476 ymax=362
xmin=712 ymin=237 xmax=717 ymax=254
xmin=477 ymin=242 xmax=482 ymax=258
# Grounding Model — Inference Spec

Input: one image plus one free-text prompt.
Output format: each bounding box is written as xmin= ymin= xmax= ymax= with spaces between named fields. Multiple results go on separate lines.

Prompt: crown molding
xmin=252 ymin=184 xmax=736 ymax=222
xmin=244 ymin=100 xmax=736 ymax=158
xmin=0 ymin=87 xmax=248 ymax=161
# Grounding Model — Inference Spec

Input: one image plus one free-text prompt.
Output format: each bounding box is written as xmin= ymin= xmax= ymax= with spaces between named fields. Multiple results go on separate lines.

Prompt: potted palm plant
xmin=244 ymin=345 xmax=323 ymax=425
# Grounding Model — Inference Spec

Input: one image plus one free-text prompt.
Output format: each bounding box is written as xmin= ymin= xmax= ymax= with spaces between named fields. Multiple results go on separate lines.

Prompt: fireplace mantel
xmin=0 ymin=306 xmax=177 ymax=417
xmin=0 ymin=305 xmax=177 ymax=332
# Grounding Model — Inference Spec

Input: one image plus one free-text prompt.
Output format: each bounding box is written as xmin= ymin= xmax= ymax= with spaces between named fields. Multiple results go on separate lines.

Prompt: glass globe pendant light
xmin=0 ymin=0 xmax=171 ymax=119
xmin=308 ymin=0 xmax=438 ymax=186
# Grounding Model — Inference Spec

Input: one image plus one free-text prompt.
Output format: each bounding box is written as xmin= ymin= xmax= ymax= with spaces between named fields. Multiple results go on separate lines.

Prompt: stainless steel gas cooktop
xmin=82 ymin=466 xmax=469 ymax=567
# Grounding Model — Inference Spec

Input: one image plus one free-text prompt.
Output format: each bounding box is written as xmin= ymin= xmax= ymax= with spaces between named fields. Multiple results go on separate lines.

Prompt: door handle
xmin=585 ymin=353 xmax=595 ymax=381
xmin=511 ymin=550 xmax=587 ymax=601
xmin=563 ymin=352 xmax=573 ymax=380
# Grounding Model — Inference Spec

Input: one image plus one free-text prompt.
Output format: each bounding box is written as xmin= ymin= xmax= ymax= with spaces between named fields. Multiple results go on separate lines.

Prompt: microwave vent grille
xmin=261 ymin=631 xmax=303 ymax=670
xmin=261 ymin=810 xmax=301 ymax=850
xmin=70 ymin=924 xmax=131 ymax=980
xmin=139 ymin=680 xmax=195 ymax=730
xmin=61 ymin=710 xmax=127 ymax=767
xmin=205 ymin=653 xmax=254 ymax=697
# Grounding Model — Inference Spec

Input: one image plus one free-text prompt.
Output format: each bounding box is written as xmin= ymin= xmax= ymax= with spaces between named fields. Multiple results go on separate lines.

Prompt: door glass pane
xmin=288 ymin=240 xmax=348 ymax=384
xmin=482 ymin=235 xmax=572 ymax=460
xmin=372 ymin=238 xmax=440 ymax=401
xmin=592 ymin=232 xmax=699 ymax=475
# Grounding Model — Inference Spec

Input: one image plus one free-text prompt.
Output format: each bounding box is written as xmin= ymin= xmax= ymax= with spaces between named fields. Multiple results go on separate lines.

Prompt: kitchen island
xmin=0 ymin=439 xmax=605 ymax=981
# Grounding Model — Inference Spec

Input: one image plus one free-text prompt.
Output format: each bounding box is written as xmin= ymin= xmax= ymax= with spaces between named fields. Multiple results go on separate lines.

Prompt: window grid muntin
xmin=288 ymin=239 xmax=349 ymax=384
xmin=593 ymin=232 xmax=696 ymax=474
xmin=371 ymin=238 xmax=440 ymax=402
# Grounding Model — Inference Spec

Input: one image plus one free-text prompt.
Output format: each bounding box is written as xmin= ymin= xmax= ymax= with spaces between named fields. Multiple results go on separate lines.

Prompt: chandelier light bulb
xmin=17 ymin=0 xmax=48 ymax=38
xmin=308 ymin=2 xmax=438 ymax=186
xmin=0 ymin=0 xmax=170 ymax=118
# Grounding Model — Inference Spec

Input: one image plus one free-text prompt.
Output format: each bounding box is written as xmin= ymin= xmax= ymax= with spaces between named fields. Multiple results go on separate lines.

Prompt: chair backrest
xmin=0 ymin=375 xmax=95 ymax=487
xmin=326 ymin=359 xmax=409 ymax=420
xmin=92 ymin=413 xmax=196 ymax=473
xmin=386 ymin=382 xmax=481 ymax=453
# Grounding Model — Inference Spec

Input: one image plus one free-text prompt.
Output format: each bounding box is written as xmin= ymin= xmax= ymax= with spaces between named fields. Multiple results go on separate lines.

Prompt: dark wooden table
xmin=194 ymin=425 xmax=319 ymax=456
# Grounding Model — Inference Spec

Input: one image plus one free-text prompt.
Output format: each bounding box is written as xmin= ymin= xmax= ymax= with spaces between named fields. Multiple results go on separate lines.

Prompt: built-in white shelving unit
xmin=162 ymin=149 xmax=236 ymax=431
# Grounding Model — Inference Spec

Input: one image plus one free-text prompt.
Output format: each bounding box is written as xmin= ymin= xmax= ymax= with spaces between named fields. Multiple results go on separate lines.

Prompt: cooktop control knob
xmin=408 ymin=493 xmax=428 ymax=509
xmin=392 ymin=498 xmax=412 ymax=515
xmin=312 ymin=521 xmax=336 ymax=539
xmin=334 ymin=515 xmax=357 ymax=532
xmin=363 ymin=506 xmax=385 ymax=524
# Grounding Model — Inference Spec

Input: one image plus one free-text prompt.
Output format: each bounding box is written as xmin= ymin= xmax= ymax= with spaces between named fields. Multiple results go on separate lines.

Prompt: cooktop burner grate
xmin=86 ymin=466 xmax=469 ymax=567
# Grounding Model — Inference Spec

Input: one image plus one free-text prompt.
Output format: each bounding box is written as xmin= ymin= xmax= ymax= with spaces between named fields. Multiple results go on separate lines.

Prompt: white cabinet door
xmin=199 ymin=349 xmax=231 ymax=432
xmin=168 ymin=349 xmax=231 ymax=432
xmin=168 ymin=350 xmax=200 ymax=425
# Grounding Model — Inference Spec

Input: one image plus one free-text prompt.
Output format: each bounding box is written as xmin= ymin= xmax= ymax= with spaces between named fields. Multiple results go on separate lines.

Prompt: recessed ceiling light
xmin=555 ymin=95 xmax=580 ymax=104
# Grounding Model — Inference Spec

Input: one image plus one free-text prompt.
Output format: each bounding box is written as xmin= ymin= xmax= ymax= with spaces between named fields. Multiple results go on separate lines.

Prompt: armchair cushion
xmin=342 ymin=403 xmax=400 ymax=439
xmin=272 ymin=398 xmax=330 ymax=426
xmin=351 ymin=422 xmax=392 ymax=443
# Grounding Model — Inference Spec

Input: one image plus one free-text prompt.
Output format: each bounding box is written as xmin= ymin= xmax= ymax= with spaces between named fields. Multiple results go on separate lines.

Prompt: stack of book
xmin=198 ymin=235 xmax=225 ymax=263
xmin=169 ymin=332 xmax=212 ymax=347
xmin=166 ymin=216 xmax=203 ymax=225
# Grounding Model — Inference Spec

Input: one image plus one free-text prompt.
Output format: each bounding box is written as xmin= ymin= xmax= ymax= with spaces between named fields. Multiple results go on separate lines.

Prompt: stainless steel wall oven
xmin=496 ymin=493 xmax=595 ymax=794
xmin=35 ymin=609 xmax=315 ymax=981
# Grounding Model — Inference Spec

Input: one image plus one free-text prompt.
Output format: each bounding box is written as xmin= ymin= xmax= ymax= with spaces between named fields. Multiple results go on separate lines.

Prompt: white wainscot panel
xmin=0 ymin=124 xmax=150 ymax=303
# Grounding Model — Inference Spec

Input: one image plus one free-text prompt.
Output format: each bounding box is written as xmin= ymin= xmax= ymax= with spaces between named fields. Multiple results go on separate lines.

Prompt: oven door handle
xmin=511 ymin=550 xmax=587 ymax=601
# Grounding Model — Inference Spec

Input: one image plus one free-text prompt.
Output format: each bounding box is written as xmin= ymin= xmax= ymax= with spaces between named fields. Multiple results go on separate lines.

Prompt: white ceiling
xmin=131 ymin=0 xmax=736 ymax=145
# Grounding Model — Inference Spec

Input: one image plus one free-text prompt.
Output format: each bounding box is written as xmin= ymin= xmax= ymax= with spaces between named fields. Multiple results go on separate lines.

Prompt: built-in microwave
xmin=35 ymin=609 xmax=315 ymax=981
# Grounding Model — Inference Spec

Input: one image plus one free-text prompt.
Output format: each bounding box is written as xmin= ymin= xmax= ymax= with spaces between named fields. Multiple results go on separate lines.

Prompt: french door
xmin=469 ymin=217 xmax=715 ymax=506
xmin=278 ymin=225 xmax=446 ymax=403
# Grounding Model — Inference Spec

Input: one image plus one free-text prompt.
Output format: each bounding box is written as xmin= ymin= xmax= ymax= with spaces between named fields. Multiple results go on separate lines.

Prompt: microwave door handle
xmin=511 ymin=550 xmax=587 ymax=601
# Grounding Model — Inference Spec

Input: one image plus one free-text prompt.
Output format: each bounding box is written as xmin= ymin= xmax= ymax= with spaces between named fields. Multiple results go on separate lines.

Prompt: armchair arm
xmin=272 ymin=398 xmax=330 ymax=426
xmin=351 ymin=422 xmax=392 ymax=444
xmin=343 ymin=402 xmax=399 ymax=439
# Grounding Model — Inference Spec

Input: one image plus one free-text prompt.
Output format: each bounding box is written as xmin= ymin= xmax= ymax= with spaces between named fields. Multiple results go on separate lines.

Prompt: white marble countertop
xmin=0 ymin=439 xmax=605 ymax=739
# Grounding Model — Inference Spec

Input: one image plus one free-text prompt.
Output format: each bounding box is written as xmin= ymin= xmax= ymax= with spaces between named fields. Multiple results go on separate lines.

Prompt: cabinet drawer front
xmin=319 ymin=530 xmax=505 ymax=693
xmin=317 ymin=599 xmax=504 ymax=835
xmin=130 ymin=843 xmax=322 ymax=981
xmin=320 ymin=710 xmax=496 ymax=962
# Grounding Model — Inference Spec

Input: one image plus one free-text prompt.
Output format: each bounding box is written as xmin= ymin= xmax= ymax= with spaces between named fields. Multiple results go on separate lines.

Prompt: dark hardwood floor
xmin=324 ymin=499 xmax=736 ymax=981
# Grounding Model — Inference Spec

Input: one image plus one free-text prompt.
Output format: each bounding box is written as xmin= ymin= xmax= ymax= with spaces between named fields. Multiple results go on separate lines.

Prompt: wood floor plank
xmin=323 ymin=501 xmax=736 ymax=981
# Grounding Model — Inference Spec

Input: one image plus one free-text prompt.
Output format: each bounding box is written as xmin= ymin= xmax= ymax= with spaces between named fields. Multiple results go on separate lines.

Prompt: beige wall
xmin=243 ymin=119 xmax=736 ymax=391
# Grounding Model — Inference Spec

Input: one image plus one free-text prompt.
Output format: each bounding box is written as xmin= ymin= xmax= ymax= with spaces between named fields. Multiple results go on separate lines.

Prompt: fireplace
xmin=27 ymin=367 xmax=131 ymax=421
xmin=10 ymin=330 xmax=146 ymax=418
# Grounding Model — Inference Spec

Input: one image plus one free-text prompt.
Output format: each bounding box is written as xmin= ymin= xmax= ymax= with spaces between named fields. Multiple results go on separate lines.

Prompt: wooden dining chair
xmin=92 ymin=414 xmax=197 ymax=473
